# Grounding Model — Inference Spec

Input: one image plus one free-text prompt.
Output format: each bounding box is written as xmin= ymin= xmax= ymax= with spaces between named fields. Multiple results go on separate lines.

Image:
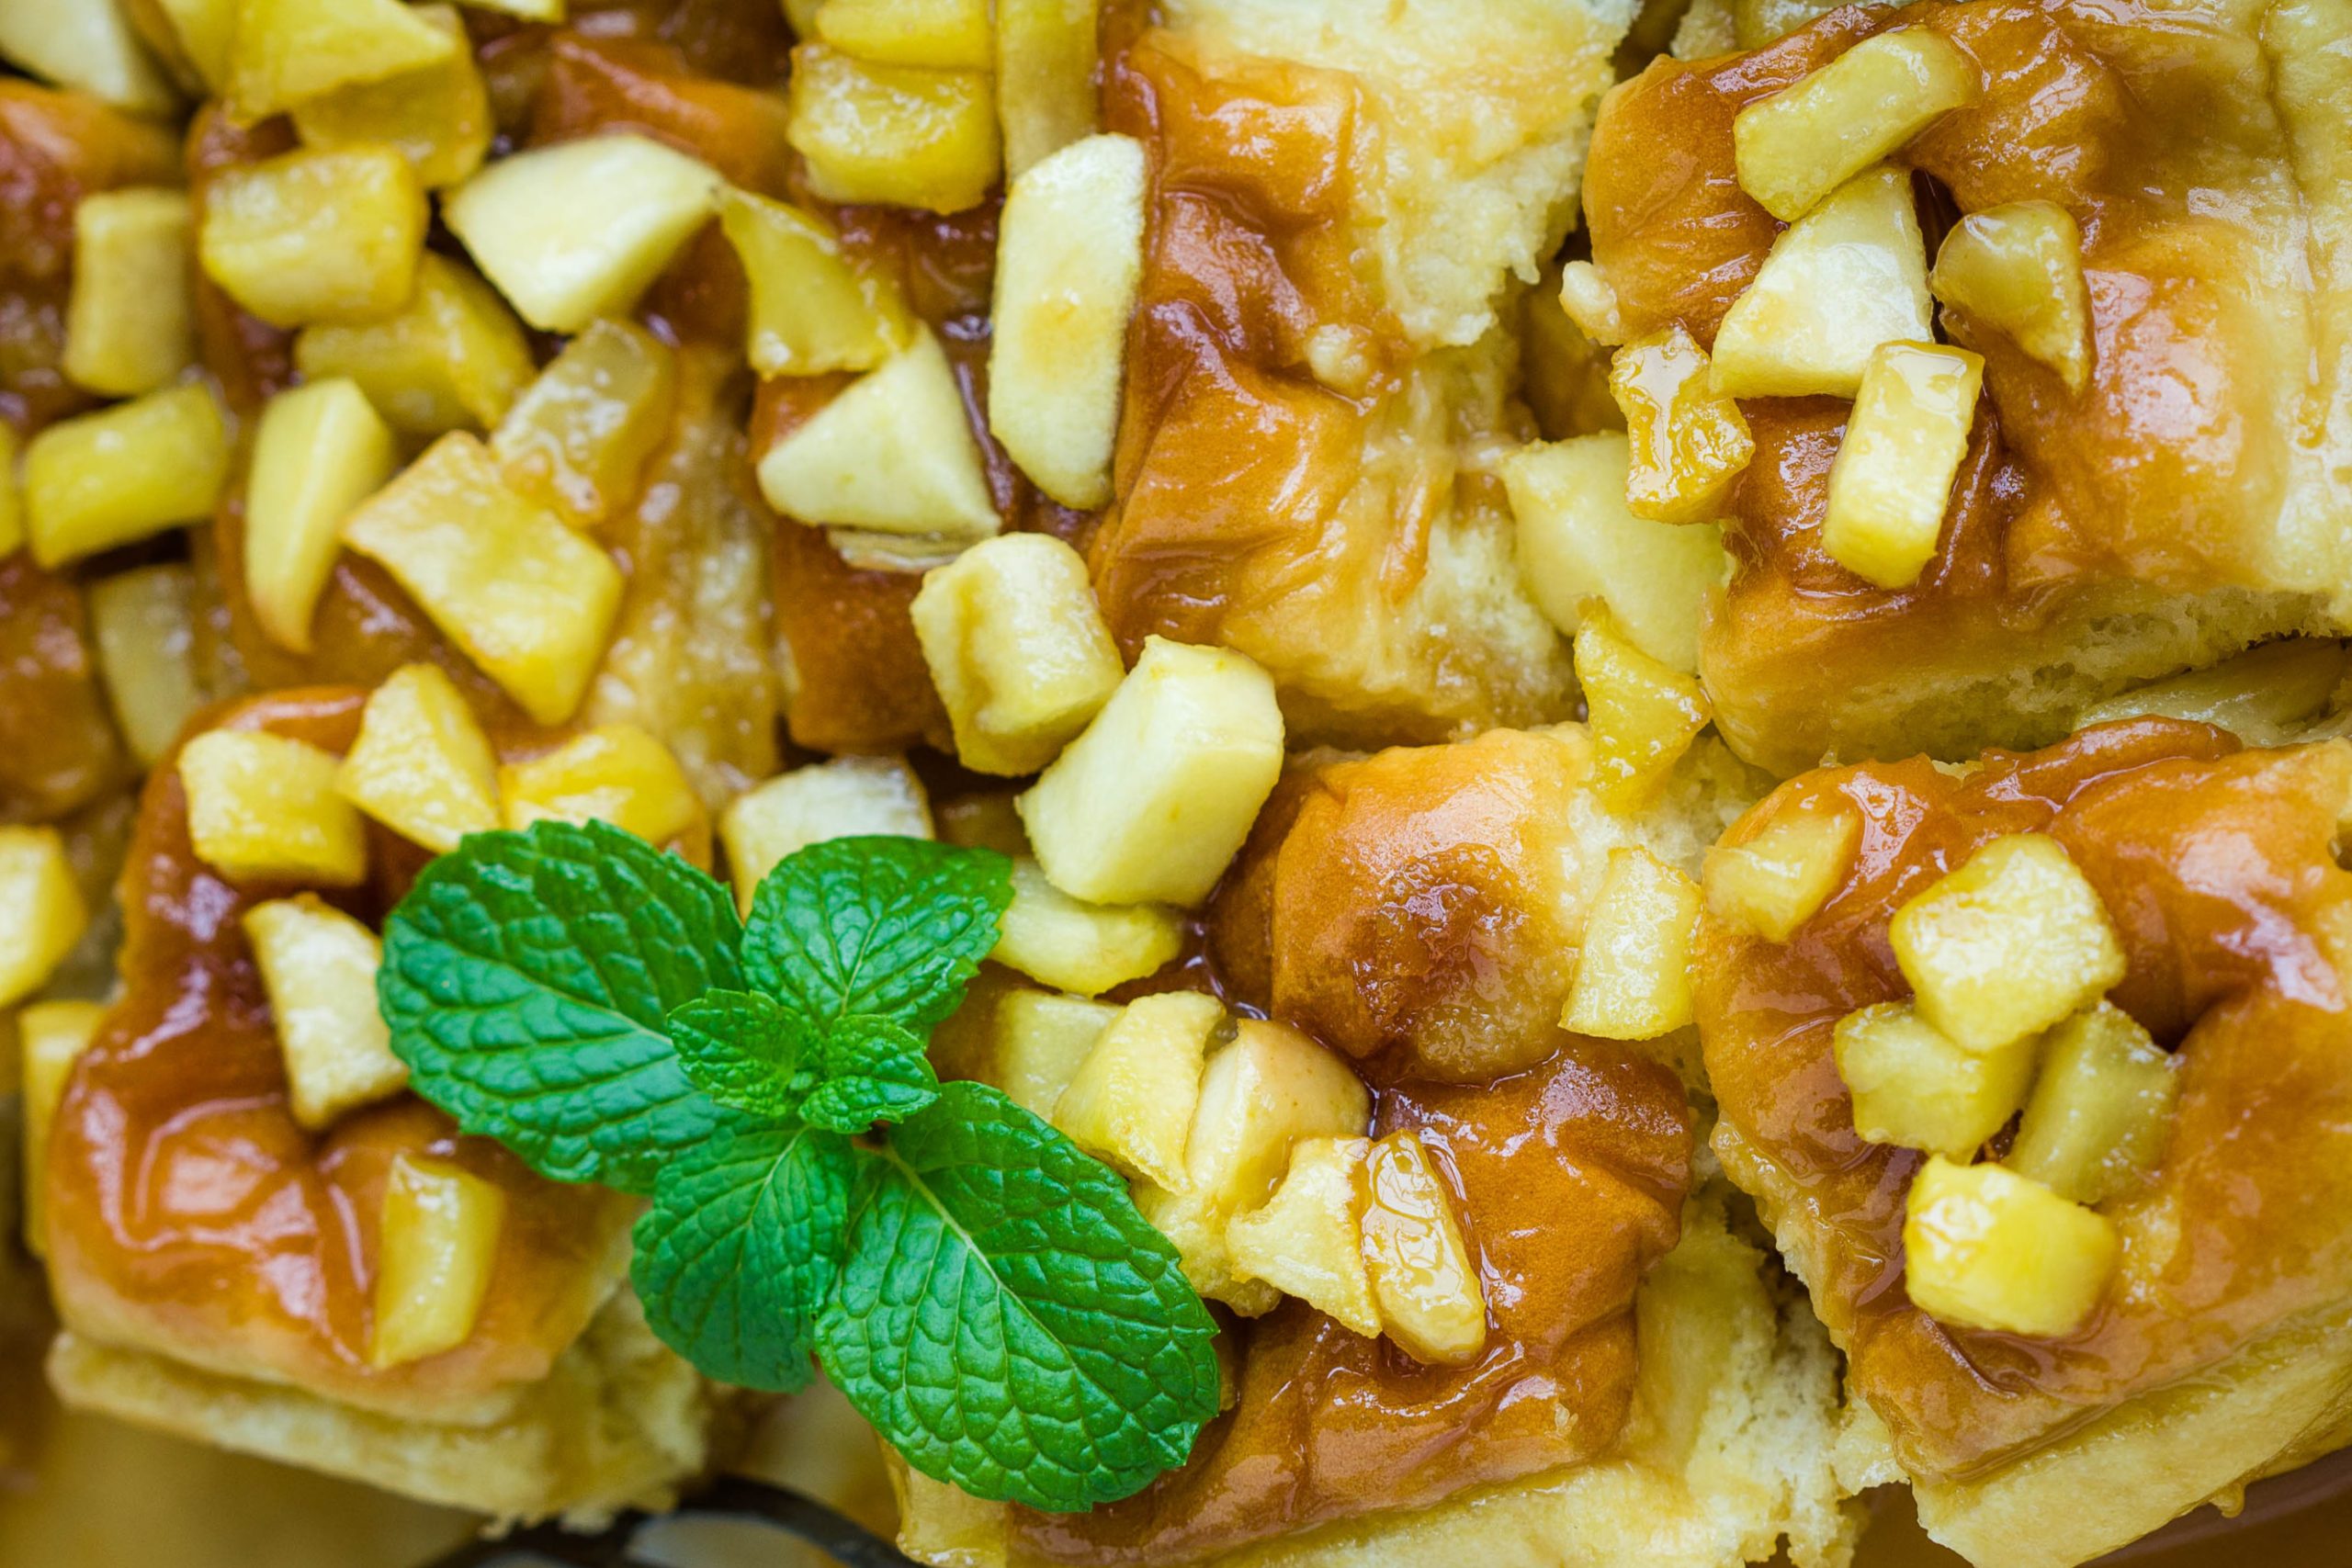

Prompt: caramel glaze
xmin=1583 ymin=1 xmax=2331 ymax=767
xmin=43 ymin=689 xmax=640 ymax=1423
xmin=1698 ymin=717 xmax=2352 ymax=1481
xmin=0 ymin=553 xmax=130 ymax=823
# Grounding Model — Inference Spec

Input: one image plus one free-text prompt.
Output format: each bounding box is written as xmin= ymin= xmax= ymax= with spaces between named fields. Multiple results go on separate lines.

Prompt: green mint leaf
xmin=799 ymin=1016 xmax=938 ymax=1133
xmin=742 ymin=837 xmax=1012 ymax=1034
xmin=633 ymin=1116 xmax=854 ymax=1393
xmin=818 ymin=1081 xmax=1220 ymax=1511
xmin=669 ymin=990 xmax=808 ymax=1120
xmin=379 ymin=820 xmax=741 ymax=1196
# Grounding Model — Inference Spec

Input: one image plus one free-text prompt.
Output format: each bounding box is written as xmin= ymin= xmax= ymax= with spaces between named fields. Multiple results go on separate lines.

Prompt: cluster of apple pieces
xmin=1554 ymin=27 xmax=2092 ymax=592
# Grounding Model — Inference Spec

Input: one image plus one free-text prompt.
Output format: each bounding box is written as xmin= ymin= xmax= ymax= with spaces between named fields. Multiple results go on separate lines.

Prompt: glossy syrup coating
xmin=0 ymin=553 xmax=130 ymax=824
xmin=1699 ymin=717 xmax=2352 ymax=1482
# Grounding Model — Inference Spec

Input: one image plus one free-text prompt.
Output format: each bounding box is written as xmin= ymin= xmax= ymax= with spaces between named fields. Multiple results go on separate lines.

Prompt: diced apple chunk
xmin=198 ymin=144 xmax=427 ymax=328
xmin=244 ymin=378 xmax=398 ymax=653
xmin=787 ymin=44 xmax=1000 ymax=214
xmin=992 ymin=858 xmax=1182 ymax=998
xmin=816 ymin=0 xmax=991 ymax=70
xmin=243 ymin=895 xmax=405 ymax=1131
xmin=988 ymin=133 xmax=1148 ymax=510
xmin=1903 ymin=1155 xmax=2117 ymax=1337
xmin=1703 ymin=802 xmax=1860 ymax=942
xmin=335 ymin=663 xmax=502 ymax=854
xmin=0 ymin=0 xmax=177 ymax=113
xmin=1733 ymin=30 xmax=1979 ymax=222
xmin=756 ymin=328 xmax=1000 ymax=539
xmin=719 ymin=756 xmax=933 ymax=913
xmin=1019 ymin=637 xmax=1284 ymax=908
xmin=490 ymin=319 xmax=675 ymax=528
xmin=1563 ymin=846 xmax=1702 ymax=1041
xmin=0 ymin=827 xmax=91 ymax=1009
xmin=151 ymin=0 xmax=235 ymax=93
xmin=19 ymin=999 xmax=107 ymax=1257
xmin=1556 ymin=259 xmax=1624 ymax=345
xmin=1820 ymin=341 xmax=1982 ymax=589
xmin=88 ymin=564 xmax=204 ymax=767
xmin=444 ymin=133 xmax=723 ymax=333
xmin=1227 ymin=1135 xmax=1379 ymax=1338
xmin=1500 ymin=434 xmax=1727 ymax=676
xmin=989 ymin=988 xmax=1116 ymax=1119
xmin=25 ymin=383 xmax=229 ymax=568
xmin=296 ymin=254 xmax=536 ymax=438
xmin=996 ymin=0 xmax=1099 ymax=178
xmin=718 ymin=189 xmax=914 ymax=378
xmin=910 ymin=532 xmax=1125 ymax=775
xmin=369 ymin=1153 xmax=506 ymax=1369
xmin=179 ymin=728 xmax=369 ymax=886
xmin=288 ymin=5 xmax=489 ymax=189
xmin=339 ymin=433 xmax=624 ymax=725
xmin=64 ymin=186 xmax=195 ymax=397
xmin=500 ymin=724 xmax=704 ymax=848
xmin=1833 ymin=1001 xmax=2036 ymax=1159
xmin=1362 ymin=1130 xmax=1487 ymax=1366
xmin=1889 ymin=833 xmax=2125 ymax=1054
xmin=1712 ymin=166 xmax=1932 ymax=400
xmin=1608 ymin=325 xmax=1754 ymax=525
xmin=226 ymin=0 xmax=460 ymax=122
xmin=1931 ymin=199 xmax=2093 ymax=393
xmin=1052 ymin=991 xmax=1221 ymax=1191
xmin=2007 ymin=1001 xmax=2179 ymax=1205
xmin=1576 ymin=608 xmax=1712 ymax=812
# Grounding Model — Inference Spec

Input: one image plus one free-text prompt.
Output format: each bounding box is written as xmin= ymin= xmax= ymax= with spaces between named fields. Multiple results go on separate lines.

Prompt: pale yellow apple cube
xmin=296 ymin=253 xmax=536 ymax=438
xmin=718 ymin=189 xmax=914 ymax=378
xmin=1227 ymin=1135 xmax=1379 ymax=1338
xmin=988 ymin=133 xmax=1148 ymax=509
xmin=88 ymin=564 xmax=204 ymax=767
xmin=1903 ymin=1155 xmax=2117 ymax=1337
xmin=1362 ymin=1130 xmax=1487 ymax=1366
xmin=1712 ymin=166 xmax=1932 ymax=400
xmin=1018 ymin=637 xmax=1284 ymax=908
xmin=1733 ymin=29 xmax=1979 ymax=222
xmin=369 ymin=1152 xmax=505 ymax=1369
xmin=288 ymin=6 xmax=489 ymax=189
xmin=198 ymin=144 xmax=427 ymax=328
xmin=25 ymin=383 xmax=229 ymax=568
xmin=989 ymin=988 xmax=1116 ymax=1119
xmin=992 ymin=858 xmax=1182 ymax=998
xmin=244 ymin=378 xmax=398 ymax=653
xmin=500 ymin=724 xmax=703 ymax=848
xmin=787 ymin=44 xmax=1000 ymax=214
xmin=19 ymin=999 xmax=107 ymax=1257
xmin=226 ymin=0 xmax=458 ymax=122
xmin=719 ymin=756 xmax=933 ymax=912
xmin=1500 ymin=434 xmax=1727 ymax=676
xmin=1820 ymin=341 xmax=1983 ymax=590
xmin=1703 ymin=802 xmax=1860 ymax=942
xmin=1833 ymin=1001 xmax=2037 ymax=1159
xmin=0 ymin=827 xmax=91 ymax=1010
xmin=179 ymin=728 xmax=369 ymax=886
xmin=756 ymin=328 xmax=999 ymax=539
xmin=335 ymin=663 xmax=502 ymax=854
xmin=338 ymin=433 xmax=624 ymax=725
xmin=1607 ymin=325 xmax=1753 ymax=526
xmin=2007 ymin=1001 xmax=2180 ymax=1206
xmin=911 ymin=532 xmax=1125 ymax=776
xmin=996 ymin=0 xmax=1099 ymax=177
xmin=1576 ymin=607 xmax=1713 ymax=812
xmin=64 ymin=186 xmax=195 ymax=398
xmin=243 ymin=894 xmax=405 ymax=1131
xmin=1889 ymin=832 xmax=2126 ymax=1055
xmin=1563 ymin=846 xmax=1702 ymax=1041
xmin=490 ymin=319 xmax=676 ymax=528
xmin=444 ymin=133 xmax=723 ymax=333
xmin=1557 ymin=259 xmax=1623 ymax=344
xmin=153 ymin=0 xmax=235 ymax=93
xmin=1052 ymin=990 xmax=1221 ymax=1191
xmin=0 ymin=0 xmax=176 ymax=113
xmin=1931 ymin=199 xmax=2093 ymax=393
xmin=816 ymin=0 xmax=991 ymax=70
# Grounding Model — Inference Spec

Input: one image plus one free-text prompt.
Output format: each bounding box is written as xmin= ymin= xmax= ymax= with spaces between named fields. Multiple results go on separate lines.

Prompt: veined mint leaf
xmin=799 ymin=1016 xmax=938 ymax=1133
xmin=634 ymin=1116 xmax=854 ymax=1392
xmin=743 ymin=838 xmax=1012 ymax=1034
xmin=670 ymin=990 xmax=808 ymax=1120
xmin=379 ymin=820 xmax=741 ymax=1196
xmin=818 ymin=1081 xmax=1220 ymax=1511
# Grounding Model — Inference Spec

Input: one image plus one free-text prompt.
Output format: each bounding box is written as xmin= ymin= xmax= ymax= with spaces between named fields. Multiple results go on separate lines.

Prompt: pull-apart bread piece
xmin=1578 ymin=0 xmax=2352 ymax=772
xmin=1699 ymin=716 xmax=2352 ymax=1567
xmin=35 ymin=684 xmax=737 ymax=1522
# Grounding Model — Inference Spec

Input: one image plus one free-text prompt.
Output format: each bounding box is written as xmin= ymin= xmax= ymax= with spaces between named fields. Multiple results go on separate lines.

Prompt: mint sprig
xmin=379 ymin=825 xmax=1219 ymax=1512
